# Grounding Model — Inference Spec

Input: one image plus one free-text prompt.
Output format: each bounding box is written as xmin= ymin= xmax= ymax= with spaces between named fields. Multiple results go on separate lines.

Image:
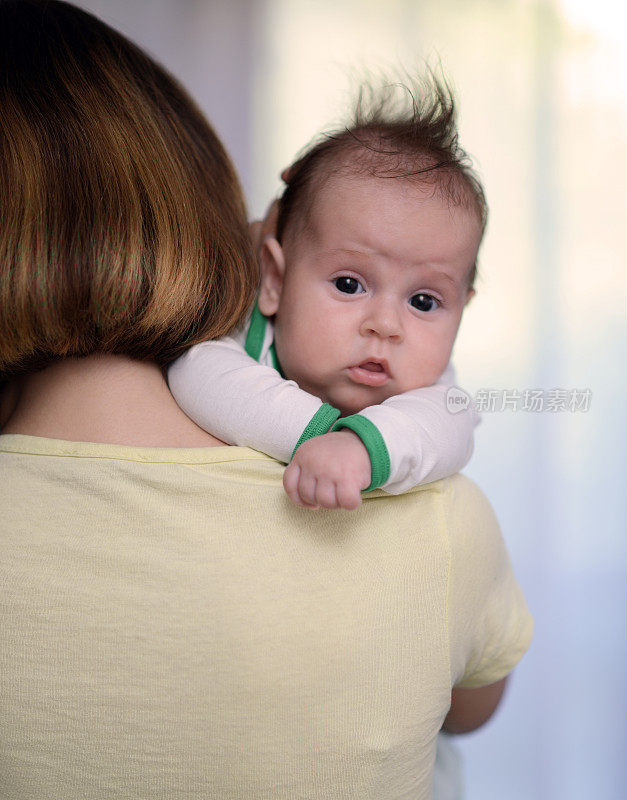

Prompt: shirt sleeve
xmin=167 ymin=337 xmax=339 ymax=463
xmin=442 ymin=476 xmax=534 ymax=688
xmin=333 ymin=364 xmax=480 ymax=494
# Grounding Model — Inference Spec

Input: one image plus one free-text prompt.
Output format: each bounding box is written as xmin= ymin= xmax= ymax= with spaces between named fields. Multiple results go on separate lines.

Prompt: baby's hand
xmin=283 ymin=430 xmax=371 ymax=510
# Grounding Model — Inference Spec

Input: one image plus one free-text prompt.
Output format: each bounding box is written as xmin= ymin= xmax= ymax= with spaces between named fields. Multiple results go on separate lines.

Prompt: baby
xmin=169 ymin=80 xmax=485 ymax=510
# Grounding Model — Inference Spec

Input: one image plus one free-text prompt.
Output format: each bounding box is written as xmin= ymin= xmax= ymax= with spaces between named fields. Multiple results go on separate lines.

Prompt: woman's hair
xmin=0 ymin=0 xmax=256 ymax=377
xmin=276 ymin=76 xmax=487 ymax=287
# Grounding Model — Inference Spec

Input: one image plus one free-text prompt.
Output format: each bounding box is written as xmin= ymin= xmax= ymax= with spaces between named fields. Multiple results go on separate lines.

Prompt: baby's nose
xmin=360 ymin=300 xmax=403 ymax=341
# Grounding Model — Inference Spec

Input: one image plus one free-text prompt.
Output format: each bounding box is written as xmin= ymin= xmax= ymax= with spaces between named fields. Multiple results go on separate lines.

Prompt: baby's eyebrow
xmin=315 ymin=247 xmax=371 ymax=260
xmin=424 ymin=270 xmax=459 ymax=287
xmin=417 ymin=270 xmax=471 ymax=296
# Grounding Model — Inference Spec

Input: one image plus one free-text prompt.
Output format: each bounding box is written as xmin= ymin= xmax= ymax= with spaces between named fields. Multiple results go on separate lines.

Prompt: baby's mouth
xmin=347 ymin=360 xmax=390 ymax=387
xmin=361 ymin=361 xmax=384 ymax=372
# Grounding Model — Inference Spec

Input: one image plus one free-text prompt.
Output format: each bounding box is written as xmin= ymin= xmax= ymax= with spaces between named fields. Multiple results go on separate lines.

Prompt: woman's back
xmin=1 ymin=434 xmax=531 ymax=800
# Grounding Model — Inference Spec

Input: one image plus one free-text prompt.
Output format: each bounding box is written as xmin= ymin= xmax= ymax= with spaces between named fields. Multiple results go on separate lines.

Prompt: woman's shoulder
xmin=438 ymin=472 xmax=496 ymax=509
xmin=422 ymin=473 xmax=503 ymax=553
xmin=372 ymin=472 xmax=495 ymax=515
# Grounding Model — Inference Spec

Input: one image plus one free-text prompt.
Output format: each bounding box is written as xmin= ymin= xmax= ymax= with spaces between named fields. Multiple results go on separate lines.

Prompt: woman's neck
xmin=0 ymin=354 xmax=224 ymax=448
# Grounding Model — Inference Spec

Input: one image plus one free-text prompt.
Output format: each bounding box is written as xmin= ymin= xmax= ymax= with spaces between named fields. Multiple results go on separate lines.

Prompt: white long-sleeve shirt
xmin=168 ymin=305 xmax=479 ymax=493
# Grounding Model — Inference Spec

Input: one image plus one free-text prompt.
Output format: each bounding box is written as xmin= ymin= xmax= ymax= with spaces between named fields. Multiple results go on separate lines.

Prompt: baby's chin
xmin=327 ymin=379 xmax=433 ymax=417
xmin=327 ymin=388 xmax=396 ymax=418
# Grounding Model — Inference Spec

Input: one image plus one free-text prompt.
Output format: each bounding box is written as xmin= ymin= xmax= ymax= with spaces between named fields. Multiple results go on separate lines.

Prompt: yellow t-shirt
xmin=0 ymin=434 xmax=532 ymax=800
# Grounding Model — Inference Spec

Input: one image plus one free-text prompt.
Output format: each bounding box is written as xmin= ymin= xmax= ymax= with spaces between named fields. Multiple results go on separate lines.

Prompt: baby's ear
xmin=258 ymin=236 xmax=286 ymax=316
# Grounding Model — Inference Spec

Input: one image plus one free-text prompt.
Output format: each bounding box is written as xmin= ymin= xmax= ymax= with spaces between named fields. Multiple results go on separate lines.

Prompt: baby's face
xmin=260 ymin=173 xmax=482 ymax=416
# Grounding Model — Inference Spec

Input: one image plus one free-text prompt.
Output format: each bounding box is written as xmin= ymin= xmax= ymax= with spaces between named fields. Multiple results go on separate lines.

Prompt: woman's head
xmin=0 ymin=0 xmax=256 ymax=378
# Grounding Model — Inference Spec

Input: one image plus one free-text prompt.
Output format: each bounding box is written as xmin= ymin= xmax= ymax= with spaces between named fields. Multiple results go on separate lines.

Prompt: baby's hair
xmin=276 ymin=74 xmax=487 ymax=287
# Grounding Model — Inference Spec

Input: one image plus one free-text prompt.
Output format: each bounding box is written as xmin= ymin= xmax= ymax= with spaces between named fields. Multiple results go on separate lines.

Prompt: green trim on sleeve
xmin=291 ymin=404 xmax=341 ymax=459
xmin=244 ymin=303 xmax=268 ymax=362
xmin=331 ymin=414 xmax=390 ymax=491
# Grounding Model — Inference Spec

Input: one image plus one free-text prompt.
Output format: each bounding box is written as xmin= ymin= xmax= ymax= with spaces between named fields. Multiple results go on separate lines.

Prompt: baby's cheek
xmin=421 ymin=336 xmax=454 ymax=377
xmin=280 ymin=352 xmax=330 ymax=400
xmin=400 ymin=358 xmax=440 ymax=392
xmin=273 ymin=329 xmax=300 ymax=380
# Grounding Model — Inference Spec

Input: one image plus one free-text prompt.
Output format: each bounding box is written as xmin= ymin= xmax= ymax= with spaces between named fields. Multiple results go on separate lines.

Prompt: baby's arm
xmin=169 ymin=339 xmax=477 ymax=508
xmin=334 ymin=364 xmax=479 ymax=495
xmin=285 ymin=365 xmax=477 ymax=507
xmin=168 ymin=336 xmax=340 ymax=463
xmin=169 ymin=335 xmax=374 ymax=509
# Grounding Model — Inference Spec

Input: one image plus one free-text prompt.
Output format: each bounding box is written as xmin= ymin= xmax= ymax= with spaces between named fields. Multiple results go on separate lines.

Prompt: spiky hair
xmin=276 ymin=75 xmax=487 ymax=285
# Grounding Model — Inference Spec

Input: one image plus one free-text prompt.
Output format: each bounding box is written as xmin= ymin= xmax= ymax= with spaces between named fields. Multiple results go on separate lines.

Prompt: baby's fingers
xmin=296 ymin=472 xmax=322 ymax=509
xmin=336 ymin=481 xmax=363 ymax=510
xmin=283 ymin=461 xmax=299 ymax=496
xmin=284 ymin=464 xmax=317 ymax=509
xmin=313 ymin=479 xmax=340 ymax=510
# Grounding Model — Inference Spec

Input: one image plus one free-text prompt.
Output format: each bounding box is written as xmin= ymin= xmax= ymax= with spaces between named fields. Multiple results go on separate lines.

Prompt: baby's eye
xmin=409 ymin=293 xmax=439 ymax=312
xmin=334 ymin=276 xmax=364 ymax=295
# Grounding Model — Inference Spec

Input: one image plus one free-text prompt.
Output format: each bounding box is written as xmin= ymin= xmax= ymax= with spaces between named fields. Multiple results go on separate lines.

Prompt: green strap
xmin=269 ymin=342 xmax=282 ymax=374
xmin=291 ymin=404 xmax=341 ymax=459
xmin=245 ymin=303 xmax=284 ymax=376
xmin=331 ymin=414 xmax=390 ymax=491
xmin=244 ymin=303 xmax=268 ymax=361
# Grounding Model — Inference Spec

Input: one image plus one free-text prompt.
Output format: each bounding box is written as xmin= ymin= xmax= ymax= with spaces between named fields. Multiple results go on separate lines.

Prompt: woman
xmin=0 ymin=2 xmax=532 ymax=798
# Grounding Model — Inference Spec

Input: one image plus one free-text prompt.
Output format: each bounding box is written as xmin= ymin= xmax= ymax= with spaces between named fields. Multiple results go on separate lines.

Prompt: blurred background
xmin=75 ymin=1 xmax=626 ymax=797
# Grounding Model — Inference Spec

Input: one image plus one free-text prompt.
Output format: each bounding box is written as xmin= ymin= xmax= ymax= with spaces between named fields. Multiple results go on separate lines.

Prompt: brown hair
xmin=276 ymin=76 xmax=487 ymax=286
xmin=0 ymin=0 xmax=256 ymax=378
